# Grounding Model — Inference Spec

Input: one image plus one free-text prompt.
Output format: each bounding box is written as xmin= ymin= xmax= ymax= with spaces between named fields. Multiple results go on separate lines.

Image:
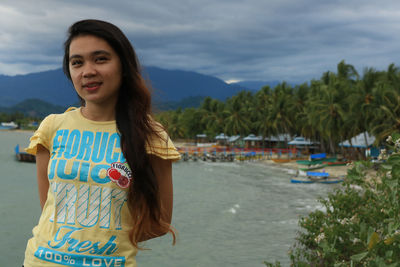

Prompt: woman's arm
xmin=36 ymin=144 xmax=50 ymax=210
xmin=138 ymin=155 xmax=174 ymax=242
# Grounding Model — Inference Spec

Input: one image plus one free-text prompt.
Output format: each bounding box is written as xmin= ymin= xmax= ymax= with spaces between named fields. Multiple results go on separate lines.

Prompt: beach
xmin=264 ymin=159 xmax=350 ymax=177
xmin=173 ymin=140 xmax=351 ymax=178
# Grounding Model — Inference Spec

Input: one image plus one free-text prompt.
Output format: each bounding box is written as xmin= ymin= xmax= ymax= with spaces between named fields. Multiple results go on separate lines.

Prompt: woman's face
xmin=68 ymin=35 xmax=122 ymax=107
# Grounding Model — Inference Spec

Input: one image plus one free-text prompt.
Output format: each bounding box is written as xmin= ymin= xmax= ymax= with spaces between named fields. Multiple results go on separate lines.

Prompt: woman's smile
xmin=83 ymin=81 xmax=103 ymax=92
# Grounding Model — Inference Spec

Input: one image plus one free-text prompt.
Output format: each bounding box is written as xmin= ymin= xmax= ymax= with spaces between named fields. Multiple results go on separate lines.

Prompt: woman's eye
xmin=95 ymin=57 xmax=108 ymax=63
xmin=70 ymin=60 xmax=83 ymax=67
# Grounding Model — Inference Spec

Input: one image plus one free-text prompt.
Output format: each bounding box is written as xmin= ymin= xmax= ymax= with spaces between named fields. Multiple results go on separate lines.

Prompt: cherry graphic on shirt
xmin=107 ymin=168 xmax=121 ymax=181
xmin=107 ymin=162 xmax=133 ymax=188
xmin=117 ymin=175 xmax=130 ymax=188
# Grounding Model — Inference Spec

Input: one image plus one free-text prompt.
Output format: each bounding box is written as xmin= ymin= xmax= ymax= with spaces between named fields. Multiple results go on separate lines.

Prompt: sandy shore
xmin=262 ymin=159 xmax=350 ymax=177
xmin=174 ymin=140 xmax=350 ymax=177
xmin=172 ymin=141 xmax=351 ymax=177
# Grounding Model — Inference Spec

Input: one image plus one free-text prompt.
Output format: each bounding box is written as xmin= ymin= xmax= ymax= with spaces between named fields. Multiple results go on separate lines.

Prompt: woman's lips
xmin=83 ymin=82 xmax=102 ymax=92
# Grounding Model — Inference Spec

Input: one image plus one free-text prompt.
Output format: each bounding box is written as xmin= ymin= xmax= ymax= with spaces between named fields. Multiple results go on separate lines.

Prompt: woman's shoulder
xmin=39 ymin=107 xmax=80 ymax=128
xmin=50 ymin=106 xmax=80 ymax=119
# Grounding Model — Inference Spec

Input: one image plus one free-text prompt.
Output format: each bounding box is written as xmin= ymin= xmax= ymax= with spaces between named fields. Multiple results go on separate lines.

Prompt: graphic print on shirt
xmin=34 ymin=129 xmax=131 ymax=267
xmin=107 ymin=162 xmax=133 ymax=188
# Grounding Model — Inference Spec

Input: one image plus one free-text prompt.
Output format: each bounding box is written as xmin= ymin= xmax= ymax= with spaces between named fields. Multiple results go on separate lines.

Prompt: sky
xmin=1 ymin=0 xmax=400 ymax=84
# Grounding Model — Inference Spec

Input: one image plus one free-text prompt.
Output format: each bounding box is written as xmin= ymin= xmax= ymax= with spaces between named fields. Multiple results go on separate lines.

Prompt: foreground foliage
xmin=265 ymin=134 xmax=400 ymax=266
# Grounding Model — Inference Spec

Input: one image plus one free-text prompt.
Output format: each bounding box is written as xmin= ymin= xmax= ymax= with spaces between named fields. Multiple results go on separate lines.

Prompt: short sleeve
xmin=25 ymin=114 xmax=55 ymax=155
xmin=145 ymin=122 xmax=181 ymax=162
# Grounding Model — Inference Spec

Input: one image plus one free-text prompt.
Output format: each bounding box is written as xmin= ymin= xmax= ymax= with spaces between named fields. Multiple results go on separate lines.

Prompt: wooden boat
xmin=307 ymin=171 xmax=329 ymax=178
xmin=299 ymin=164 xmax=326 ymax=171
xmin=297 ymin=157 xmax=337 ymax=165
xmin=296 ymin=159 xmax=323 ymax=165
xmin=310 ymin=153 xmax=326 ymax=160
xmin=291 ymin=171 xmax=344 ymax=184
xmin=291 ymin=177 xmax=344 ymax=184
xmin=291 ymin=177 xmax=315 ymax=183
xmin=15 ymin=145 xmax=35 ymax=163
xmin=324 ymin=161 xmax=350 ymax=166
xmin=272 ymin=158 xmax=291 ymax=163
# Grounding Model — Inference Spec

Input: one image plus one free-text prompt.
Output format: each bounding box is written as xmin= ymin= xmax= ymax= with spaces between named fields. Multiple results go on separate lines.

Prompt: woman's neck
xmin=80 ymin=103 xmax=116 ymax=121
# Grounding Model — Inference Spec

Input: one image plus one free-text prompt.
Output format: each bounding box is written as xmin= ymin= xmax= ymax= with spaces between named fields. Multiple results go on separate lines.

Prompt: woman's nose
xmin=82 ymin=63 xmax=97 ymax=77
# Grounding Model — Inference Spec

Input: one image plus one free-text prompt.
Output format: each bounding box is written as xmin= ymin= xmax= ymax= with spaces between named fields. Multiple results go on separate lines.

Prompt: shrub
xmin=265 ymin=134 xmax=400 ymax=266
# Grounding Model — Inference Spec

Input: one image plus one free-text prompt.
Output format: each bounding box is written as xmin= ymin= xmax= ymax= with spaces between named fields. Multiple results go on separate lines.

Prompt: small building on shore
xmin=243 ymin=134 xmax=263 ymax=148
xmin=288 ymin=136 xmax=319 ymax=153
xmin=265 ymin=134 xmax=291 ymax=148
xmin=195 ymin=134 xmax=208 ymax=144
xmin=215 ymin=133 xmax=229 ymax=146
xmin=227 ymin=135 xmax=242 ymax=148
xmin=339 ymin=132 xmax=378 ymax=159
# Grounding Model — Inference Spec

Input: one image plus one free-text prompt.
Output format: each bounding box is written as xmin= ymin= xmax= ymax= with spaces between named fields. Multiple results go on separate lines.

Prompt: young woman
xmin=23 ymin=19 xmax=180 ymax=267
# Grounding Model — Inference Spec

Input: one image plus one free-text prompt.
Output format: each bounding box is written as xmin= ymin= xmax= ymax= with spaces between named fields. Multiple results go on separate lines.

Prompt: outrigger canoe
xmin=291 ymin=177 xmax=344 ymax=184
xmin=291 ymin=171 xmax=344 ymax=184
xmin=324 ymin=161 xmax=350 ymax=166
xmin=15 ymin=144 xmax=35 ymax=163
xmin=299 ymin=164 xmax=326 ymax=171
xmin=272 ymin=158 xmax=291 ymax=163
xmin=296 ymin=157 xmax=337 ymax=165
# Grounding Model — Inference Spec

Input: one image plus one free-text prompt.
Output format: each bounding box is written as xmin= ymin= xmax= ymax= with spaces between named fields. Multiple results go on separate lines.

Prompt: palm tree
xmin=370 ymin=84 xmax=400 ymax=142
xmin=254 ymin=86 xmax=276 ymax=139
xmin=266 ymin=82 xmax=295 ymax=137
xmin=346 ymin=67 xmax=383 ymax=147
xmin=307 ymin=73 xmax=349 ymax=154
xmin=199 ymin=97 xmax=226 ymax=137
xmin=223 ymin=94 xmax=251 ymax=136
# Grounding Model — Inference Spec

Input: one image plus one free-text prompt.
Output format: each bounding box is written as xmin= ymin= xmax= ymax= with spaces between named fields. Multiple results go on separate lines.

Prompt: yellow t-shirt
xmin=23 ymin=108 xmax=180 ymax=267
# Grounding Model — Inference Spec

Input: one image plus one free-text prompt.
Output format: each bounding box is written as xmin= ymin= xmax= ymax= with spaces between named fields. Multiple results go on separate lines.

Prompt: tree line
xmin=0 ymin=111 xmax=40 ymax=129
xmin=155 ymin=60 xmax=400 ymax=154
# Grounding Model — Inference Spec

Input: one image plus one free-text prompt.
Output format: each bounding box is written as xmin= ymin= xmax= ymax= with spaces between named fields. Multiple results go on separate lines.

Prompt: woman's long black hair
xmin=63 ymin=19 xmax=175 ymax=248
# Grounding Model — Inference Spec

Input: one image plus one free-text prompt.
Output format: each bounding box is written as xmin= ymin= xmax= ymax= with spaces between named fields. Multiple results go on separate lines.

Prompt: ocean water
xmin=0 ymin=131 xmax=335 ymax=267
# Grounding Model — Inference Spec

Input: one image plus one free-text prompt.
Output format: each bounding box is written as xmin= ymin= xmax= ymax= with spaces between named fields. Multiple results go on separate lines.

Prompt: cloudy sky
xmin=0 ymin=0 xmax=400 ymax=83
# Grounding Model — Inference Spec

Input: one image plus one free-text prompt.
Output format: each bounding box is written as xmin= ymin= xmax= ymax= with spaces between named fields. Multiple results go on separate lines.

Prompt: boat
xmin=272 ymin=158 xmax=291 ymax=163
xmin=296 ymin=157 xmax=337 ymax=165
xmin=324 ymin=161 xmax=350 ymax=166
xmin=299 ymin=164 xmax=326 ymax=171
xmin=307 ymin=171 xmax=329 ymax=178
xmin=291 ymin=177 xmax=315 ymax=183
xmin=297 ymin=153 xmax=338 ymax=165
xmin=291 ymin=176 xmax=344 ymax=184
xmin=310 ymin=153 xmax=327 ymax=160
xmin=296 ymin=159 xmax=324 ymax=165
xmin=0 ymin=121 xmax=18 ymax=130
xmin=15 ymin=145 xmax=35 ymax=162
xmin=291 ymin=171 xmax=344 ymax=184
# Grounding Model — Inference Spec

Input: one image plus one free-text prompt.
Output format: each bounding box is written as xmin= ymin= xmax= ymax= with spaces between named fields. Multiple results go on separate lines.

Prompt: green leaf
xmin=391 ymin=133 xmax=400 ymax=141
xmin=390 ymin=164 xmax=400 ymax=178
xmin=360 ymin=222 xmax=367 ymax=239
xmin=350 ymin=251 xmax=368 ymax=262
xmin=386 ymin=179 xmax=398 ymax=189
xmin=387 ymin=154 xmax=400 ymax=165
xmin=381 ymin=164 xmax=393 ymax=170
xmin=385 ymin=250 xmax=393 ymax=258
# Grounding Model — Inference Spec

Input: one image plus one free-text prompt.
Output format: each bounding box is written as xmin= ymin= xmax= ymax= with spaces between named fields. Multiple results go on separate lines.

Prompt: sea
xmin=0 ymin=130 xmax=336 ymax=267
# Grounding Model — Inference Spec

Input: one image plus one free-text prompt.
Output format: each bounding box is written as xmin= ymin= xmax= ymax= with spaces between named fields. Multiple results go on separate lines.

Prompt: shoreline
xmin=173 ymin=141 xmax=350 ymax=177
xmin=261 ymin=159 xmax=350 ymax=177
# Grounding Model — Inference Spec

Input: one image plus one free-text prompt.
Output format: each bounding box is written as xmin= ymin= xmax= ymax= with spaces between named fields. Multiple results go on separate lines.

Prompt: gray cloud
xmin=0 ymin=0 xmax=399 ymax=83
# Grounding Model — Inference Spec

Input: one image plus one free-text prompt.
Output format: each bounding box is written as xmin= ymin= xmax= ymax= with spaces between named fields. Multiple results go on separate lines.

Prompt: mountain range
xmin=0 ymin=66 xmax=275 ymax=117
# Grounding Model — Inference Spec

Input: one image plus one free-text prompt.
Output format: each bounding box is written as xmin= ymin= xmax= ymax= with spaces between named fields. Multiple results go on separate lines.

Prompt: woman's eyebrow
xmin=92 ymin=50 xmax=112 ymax=56
xmin=69 ymin=50 xmax=112 ymax=61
